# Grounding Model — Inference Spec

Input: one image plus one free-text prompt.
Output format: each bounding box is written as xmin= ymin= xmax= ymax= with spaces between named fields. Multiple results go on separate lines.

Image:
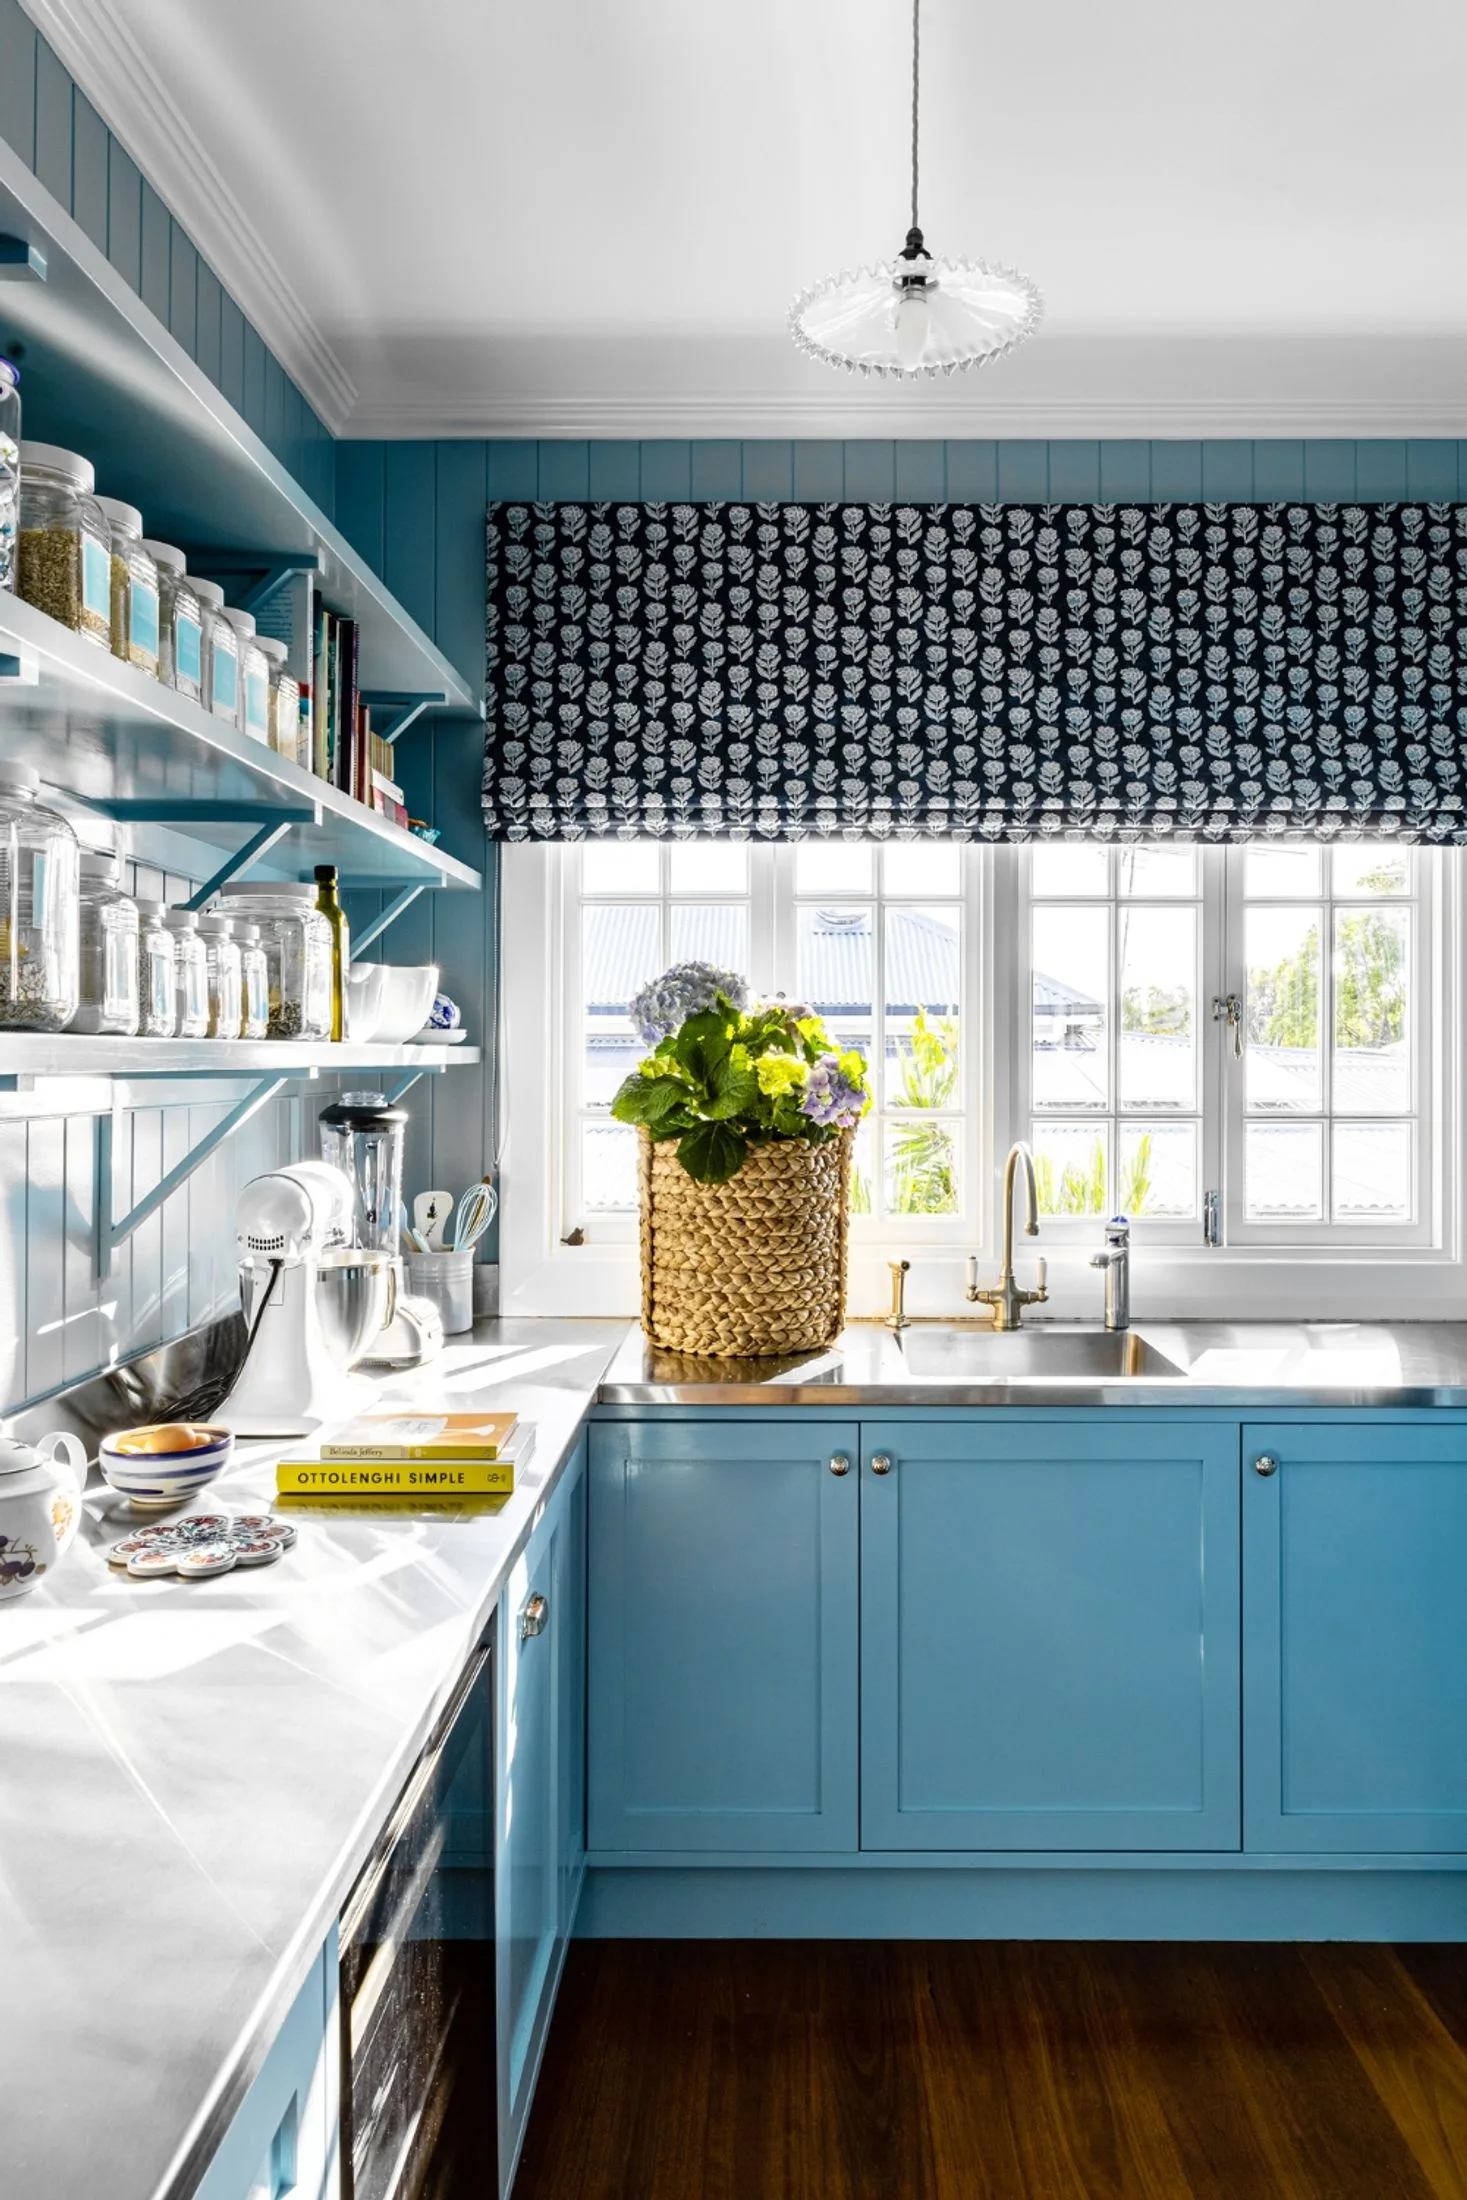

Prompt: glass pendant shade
xmin=790 ymin=244 xmax=1042 ymax=379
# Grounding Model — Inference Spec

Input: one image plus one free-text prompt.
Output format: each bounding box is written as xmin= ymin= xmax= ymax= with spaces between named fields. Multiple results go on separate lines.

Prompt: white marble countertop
xmin=0 ymin=1319 xmax=626 ymax=2200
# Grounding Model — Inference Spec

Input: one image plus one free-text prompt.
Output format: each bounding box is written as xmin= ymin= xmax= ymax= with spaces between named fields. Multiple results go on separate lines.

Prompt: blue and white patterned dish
xmin=98 ymin=1424 xmax=234 ymax=1511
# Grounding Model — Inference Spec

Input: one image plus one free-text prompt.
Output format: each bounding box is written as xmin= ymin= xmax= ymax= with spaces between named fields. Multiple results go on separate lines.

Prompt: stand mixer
xmin=219 ymin=1161 xmax=397 ymax=1434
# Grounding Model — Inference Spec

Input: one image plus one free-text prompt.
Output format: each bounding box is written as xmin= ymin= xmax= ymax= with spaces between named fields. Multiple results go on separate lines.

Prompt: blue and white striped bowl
xmin=99 ymin=1424 xmax=234 ymax=1511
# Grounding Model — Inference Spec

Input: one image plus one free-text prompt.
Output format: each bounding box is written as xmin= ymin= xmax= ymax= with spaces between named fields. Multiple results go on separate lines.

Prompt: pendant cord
xmin=910 ymin=0 xmax=921 ymax=232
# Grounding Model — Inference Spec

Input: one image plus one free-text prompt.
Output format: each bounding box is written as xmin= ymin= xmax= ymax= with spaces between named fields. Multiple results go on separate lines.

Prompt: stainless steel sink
xmin=892 ymin=1326 xmax=1187 ymax=1381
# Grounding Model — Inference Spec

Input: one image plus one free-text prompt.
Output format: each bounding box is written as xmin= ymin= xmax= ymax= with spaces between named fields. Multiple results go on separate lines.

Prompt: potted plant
xmin=610 ymin=962 xmax=871 ymax=1356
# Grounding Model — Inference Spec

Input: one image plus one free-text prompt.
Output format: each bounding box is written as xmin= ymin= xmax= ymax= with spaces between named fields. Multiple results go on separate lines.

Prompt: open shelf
xmin=0 ymin=1036 xmax=481 ymax=1080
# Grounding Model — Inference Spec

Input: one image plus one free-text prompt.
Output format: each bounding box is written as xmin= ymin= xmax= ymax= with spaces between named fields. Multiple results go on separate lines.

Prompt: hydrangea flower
xmin=630 ymin=961 xmax=750 ymax=1047
xmin=799 ymin=1052 xmax=868 ymax=1130
xmin=755 ymin=1054 xmax=808 ymax=1099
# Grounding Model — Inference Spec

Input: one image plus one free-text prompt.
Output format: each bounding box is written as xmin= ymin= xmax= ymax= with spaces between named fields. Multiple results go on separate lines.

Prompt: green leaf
xmin=610 ymin=1073 xmax=688 ymax=1126
xmin=675 ymin=1120 xmax=748 ymax=1184
xmin=702 ymin=1054 xmax=759 ymax=1120
xmin=674 ymin=1008 xmax=735 ymax=1086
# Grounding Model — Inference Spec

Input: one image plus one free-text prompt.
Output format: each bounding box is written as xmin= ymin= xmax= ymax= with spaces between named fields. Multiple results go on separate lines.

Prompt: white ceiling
xmin=29 ymin=0 xmax=1467 ymax=438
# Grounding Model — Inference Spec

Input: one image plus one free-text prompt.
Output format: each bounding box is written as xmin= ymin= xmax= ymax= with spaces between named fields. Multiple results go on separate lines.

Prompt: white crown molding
xmin=343 ymin=392 xmax=1467 ymax=442
xmin=22 ymin=0 xmax=356 ymax=432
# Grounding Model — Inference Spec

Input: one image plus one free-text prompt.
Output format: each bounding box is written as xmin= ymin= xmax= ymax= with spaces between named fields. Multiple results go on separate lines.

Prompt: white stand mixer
xmin=219 ymin=1161 xmax=396 ymax=1435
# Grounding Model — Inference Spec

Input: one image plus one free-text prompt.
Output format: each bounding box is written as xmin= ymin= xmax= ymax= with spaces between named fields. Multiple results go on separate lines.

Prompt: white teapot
xmin=0 ymin=1428 xmax=88 ymax=1600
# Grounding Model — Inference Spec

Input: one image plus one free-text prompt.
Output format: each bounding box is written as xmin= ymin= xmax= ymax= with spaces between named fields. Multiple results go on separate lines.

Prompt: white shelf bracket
xmin=95 ymin=1074 xmax=288 ymax=1281
xmin=346 ymin=883 xmax=427 ymax=957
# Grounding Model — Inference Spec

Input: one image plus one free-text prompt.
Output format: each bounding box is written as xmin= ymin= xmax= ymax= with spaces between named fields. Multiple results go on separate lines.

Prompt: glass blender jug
xmin=318 ymin=1092 xmax=407 ymax=1252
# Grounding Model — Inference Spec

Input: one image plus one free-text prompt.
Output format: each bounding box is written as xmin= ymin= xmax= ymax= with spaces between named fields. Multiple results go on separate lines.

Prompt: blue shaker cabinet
xmin=860 ymin=1419 xmax=1242 ymax=1851
xmin=1243 ymin=1422 xmax=1467 ymax=1856
xmin=193 ymin=1936 xmax=339 ymax=2200
xmin=588 ymin=1419 xmax=860 ymax=1853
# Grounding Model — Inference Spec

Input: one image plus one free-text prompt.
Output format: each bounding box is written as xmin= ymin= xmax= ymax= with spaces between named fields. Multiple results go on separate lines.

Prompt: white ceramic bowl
xmin=99 ymin=1423 xmax=234 ymax=1511
xmin=371 ymin=964 xmax=440 ymax=1044
xmin=346 ymin=962 xmax=388 ymax=1042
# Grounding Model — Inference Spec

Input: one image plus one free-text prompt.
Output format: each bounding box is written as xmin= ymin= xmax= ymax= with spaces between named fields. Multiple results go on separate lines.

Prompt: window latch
xmin=1203 ymin=1189 xmax=1221 ymax=1247
xmin=1211 ymin=993 xmax=1244 ymax=1061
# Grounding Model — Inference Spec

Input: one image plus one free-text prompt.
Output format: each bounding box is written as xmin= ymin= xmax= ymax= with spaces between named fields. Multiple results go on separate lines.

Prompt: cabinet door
xmin=861 ymin=1419 xmax=1241 ymax=1851
xmin=556 ymin=1439 xmax=588 ymax=1936
xmin=194 ymin=1935 xmax=338 ymax=2200
xmin=1244 ymin=1421 xmax=1467 ymax=1855
xmin=589 ymin=1419 xmax=859 ymax=1853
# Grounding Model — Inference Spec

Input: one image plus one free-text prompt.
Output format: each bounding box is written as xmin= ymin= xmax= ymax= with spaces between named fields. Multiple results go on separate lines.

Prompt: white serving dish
xmin=346 ymin=962 xmax=388 ymax=1042
xmin=370 ymin=964 xmax=440 ymax=1044
xmin=410 ymin=1026 xmax=468 ymax=1045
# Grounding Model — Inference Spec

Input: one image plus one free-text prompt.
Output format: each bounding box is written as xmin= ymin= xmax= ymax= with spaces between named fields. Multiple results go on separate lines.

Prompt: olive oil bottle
xmin=314 ymin=863 xmax=350 ymax=1042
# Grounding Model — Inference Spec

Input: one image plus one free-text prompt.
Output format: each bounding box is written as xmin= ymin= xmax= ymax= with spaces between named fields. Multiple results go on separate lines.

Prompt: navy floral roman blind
xmin=483 ymin=499 xmax=1467 ymax=843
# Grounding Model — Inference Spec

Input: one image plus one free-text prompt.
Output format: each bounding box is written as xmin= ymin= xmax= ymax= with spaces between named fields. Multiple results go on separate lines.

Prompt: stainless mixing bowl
xmin=315 ymin=1252 xmax=397 ymax=1367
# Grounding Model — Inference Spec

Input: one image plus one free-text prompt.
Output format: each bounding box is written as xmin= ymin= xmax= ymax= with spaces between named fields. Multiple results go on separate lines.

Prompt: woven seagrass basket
xmin=638 ymin=1128 xmax=851 ymax=1357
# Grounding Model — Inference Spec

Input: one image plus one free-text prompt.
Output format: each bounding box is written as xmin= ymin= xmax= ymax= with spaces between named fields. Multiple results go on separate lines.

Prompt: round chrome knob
xmin=870 ymin=1453 xmax=893 ymax=1476
xmin=1253 ymin=1454 xmax=1278 ymax=1477
xmin=828 ymin=1453 xmax=851 ymax=1476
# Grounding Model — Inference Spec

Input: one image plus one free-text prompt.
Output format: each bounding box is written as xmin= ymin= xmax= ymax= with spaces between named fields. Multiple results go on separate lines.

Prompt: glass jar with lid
xmin=17 ymin=441 xmax=112 ymax=646
xmin=163 ymin=908 xmax=209 ymax=1039
xmin=193 ymin=578 xmax=239 ymax=722
xmin=256 ymin=636 xmax=302 ymax=762
xmin=0 ymin=358 xmax=19 ymax=594
xmin=136 ymin=902 xmax=176 ymax=1037
xmin=145 ymin=542 xmax=203 ymax=702
xmin=195 ymin=912 xmax=243 ymax=1038
xmin=75 ymin=846 xmax=139 ymax=1035
xmin=213 ymin=883 xmax=332 ymax=1040
xmin=224 ymin=608 xmax=270 ymax=742
xmin=95 ymin=497 xmax=160 ymax=676
xmin=0 ymin=761 xmax=80 ymax=1030
xmin=238 ymin=921 xmax=269 ymax=1039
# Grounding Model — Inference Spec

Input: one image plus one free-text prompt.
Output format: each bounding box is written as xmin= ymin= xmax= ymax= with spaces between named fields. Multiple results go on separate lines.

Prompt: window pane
xmin=669 ymin=841 xmax=748 ymax=894
xmin=670 ymin=902 xmax=749 ymax=975
xmin=799 ymin=905 xmax=873 ymax=1026
xmin=1117 ymin=845 xmax=1198 ymax=898
xmin=884 ymin=1121 xmax=958 ymax=1216
xmin=1332 ymin=906 xmax=1410 ymax=1115
xmin=1244 ymin=845 xmax=1320 ymax=897
xmin=1032 ymin=1123 xmax=1109 ymax=1216
xmin=886 ymin=904 xmax=960 ymax=1106
xmin=1332 ymin=1123 xmax=1412 ymax=1220
xmin=1245 ymin=906 xmax=1321 ymax=1111
xmin=849 ymin=1118 xmax=876 ymax=1217
xmin=1333 ymin=847 xmax=1408 ymax=898
xmin=1119 ymin=905 xmax=1196 ymax=1110
xmin=582 ymin=841 xmax=660 ymax=894
xmin=1031 ymin=843 xmax=1108 ymax=897
xmin=582 ymin=901 xmax=661 ymax=1105
xmin=885 ymin=841 xmax=959 ymax=896
xmin=795 ymin=841 xmax=873 ymax=895
xmin=582 ymin=1122 xmax=639 ymax=1211
xmin=1032 ymin=906 xmax=1110 ymax=1110
xmin=1118 ymin=1123 xmax=1197 ymax=1219
xmin=1245 ymin=1122 xmax=1323 ymax=1219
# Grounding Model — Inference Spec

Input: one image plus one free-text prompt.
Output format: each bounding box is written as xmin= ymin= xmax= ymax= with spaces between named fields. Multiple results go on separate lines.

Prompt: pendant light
xmin=788 ymin=0 xmax=1042 ymax=379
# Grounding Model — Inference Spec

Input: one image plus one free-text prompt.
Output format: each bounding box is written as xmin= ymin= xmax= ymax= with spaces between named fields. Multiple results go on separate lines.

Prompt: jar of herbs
xmin=257 ymin=636 xmax=302 ymax=762
xmin=163 ymin=907 xmax=209 ymax=1039
xmin=95 ymin=497 xmax=160 ymax=676
xmin=145 ymin=542 xmax=203 ymax=702
xmin=0 ymin=358 xmax=19 ymax=593
xmin=196 ymin=912 xmax=243 ymax=1038
xmin=0 ymin=761 xmax=80 ymax=1030
xmin=238 ymin=921 xmax=269 ymax=1039
xmin=224 ymin=607 xmax=270 ymax=743
xmin=17 ymin=442 xmax=111 ymax=646
xmin=193 ymin=578 xmax=239 ymax=722
xmin=74 ymin=847 xmax=140 ymax=1035
xmin=214 ymin=883 xmax=331 ymax=1040
xmin=136 ymin=902 xmax=176 ymax=1038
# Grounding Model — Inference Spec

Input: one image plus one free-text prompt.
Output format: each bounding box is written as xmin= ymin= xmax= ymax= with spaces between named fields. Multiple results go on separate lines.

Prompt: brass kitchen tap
xmin=966 ymin=1140 xmax=1049 ymax=1331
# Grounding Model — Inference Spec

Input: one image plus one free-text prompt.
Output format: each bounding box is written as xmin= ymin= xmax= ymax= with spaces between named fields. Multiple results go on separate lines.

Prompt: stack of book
xmin=275 ymin=1412 xmax=534 ymax=1501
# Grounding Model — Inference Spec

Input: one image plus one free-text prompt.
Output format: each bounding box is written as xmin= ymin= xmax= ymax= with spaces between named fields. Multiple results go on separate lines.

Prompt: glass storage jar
xmin=163 ymin=908 xmax=209 ymax=1039
xmin=17 ymin=442 xmax=111 ymax=646
xmin=214 ymin=883 xmax=332 ymax=1040
xmin=75 ymin=847 xmax=139 ymax=1035
xmin=238 ymin=922 xmax=268 ymax=1039
xmin=136 ymin=902 xmax=176 ymax=1038
xmin=193 ymin=578 xmax=239 ymax=722
xmin=224 ymin=608 xmax=270 ymax=742
xmin=257 ymin=636 xmax=302 ymax=762
xmin=195 ymin=912 xmax=243 ymax=1038
xmin=0 ymin=761 xmax=80 ymax=1030
xmin=145 ymin=541 xmax=203 ymax=702
xmin=0 ymin=358 xmax=19 ymax=593
xmin=95 ymin=497 xmax=159 ymax=676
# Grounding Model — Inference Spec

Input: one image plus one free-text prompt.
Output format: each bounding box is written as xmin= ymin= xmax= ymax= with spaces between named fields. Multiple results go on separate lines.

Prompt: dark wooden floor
xmin=513 ymin=1941 xmax=1467 ymax=2199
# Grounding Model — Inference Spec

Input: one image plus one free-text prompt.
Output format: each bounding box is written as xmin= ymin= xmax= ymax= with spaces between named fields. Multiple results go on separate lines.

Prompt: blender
xmin=319 ymin=1093 xmax=443 ymax=1366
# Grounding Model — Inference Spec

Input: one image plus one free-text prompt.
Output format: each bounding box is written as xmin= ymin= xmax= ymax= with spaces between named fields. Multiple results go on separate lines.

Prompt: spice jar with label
xmin=224 ymin=608 xmax=270 ymax=742
xmin=95 ymin=498 xmax=160 ymax=676
xmin=0 ymin=761 xmax=80 ymax=1030
xmin=163 ymin=908 xmax=209 ymax=1039
xmin=256 ymin=636 xmax=302 ymax=762
xmin=17 ymin=442 xmax=112 ymax=646
xmin=75 ymin=847 xmax=140 ymax=1036
xmin=193 ymin=578 xmax=239 ymax=722
xmin=145 ymin=542 xmax=203 ymax=702
xmin=238 ymin=922 xmax=269 ymax=1039
xmin=196 ymin=912 xmax=243 ymax=1038
xmin=214 ymin=883 xmax=331 ymax=1040
xmin=0 ymin=358 xmax=19 ymax=593
xmin=136 ymin=902 xmax=176 ymax=1038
